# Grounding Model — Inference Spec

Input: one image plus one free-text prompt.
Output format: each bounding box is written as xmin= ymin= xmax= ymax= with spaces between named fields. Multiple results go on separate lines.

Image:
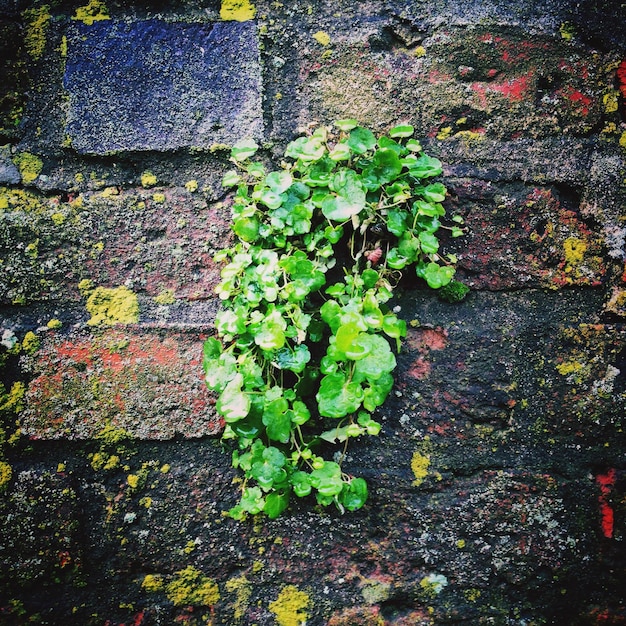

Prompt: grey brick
xmin=63 ymin=19 xmax=262 ymax=154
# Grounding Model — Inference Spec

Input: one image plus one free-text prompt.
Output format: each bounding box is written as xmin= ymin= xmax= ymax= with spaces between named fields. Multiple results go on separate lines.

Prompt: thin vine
xmin=204 ymin=120 xmax=466 ymax=519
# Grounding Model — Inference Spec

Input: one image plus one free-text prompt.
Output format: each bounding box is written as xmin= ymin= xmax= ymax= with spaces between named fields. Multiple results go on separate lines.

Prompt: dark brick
xmin=64 ymin=19 xmax=263 ymax=154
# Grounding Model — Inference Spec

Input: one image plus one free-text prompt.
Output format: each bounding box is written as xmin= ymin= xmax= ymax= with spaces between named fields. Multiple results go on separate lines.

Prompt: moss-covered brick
xmin=21 ymin=328 xmax=220 ymax=439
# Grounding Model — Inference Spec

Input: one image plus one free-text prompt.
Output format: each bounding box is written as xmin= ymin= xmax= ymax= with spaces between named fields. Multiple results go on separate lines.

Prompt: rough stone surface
xmin=21 ymin=327 xmax=220 ymax=439
xmin=1 ymin=0 xmax=625 ymax=624
xmin=64 ymin=19 xmax=263 ymax=154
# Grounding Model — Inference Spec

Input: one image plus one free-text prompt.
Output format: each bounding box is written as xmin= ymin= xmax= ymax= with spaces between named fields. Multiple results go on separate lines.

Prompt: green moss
xmin=85 ymin=286 xmax=139 ymax=326
xmin=268 ymin=585 xmax=312 ymax=626
xmin=22 ymin=5 xmax=51 ymax=61
xmin=438 ymin=280 xmax=470 ymax=303
xmin=12 ymin=153 xmax=43 ymax=184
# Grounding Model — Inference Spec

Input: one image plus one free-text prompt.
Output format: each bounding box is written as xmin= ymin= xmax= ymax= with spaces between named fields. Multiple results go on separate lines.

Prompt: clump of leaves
xmin=205 ymin=120 xmax=466 ymax=519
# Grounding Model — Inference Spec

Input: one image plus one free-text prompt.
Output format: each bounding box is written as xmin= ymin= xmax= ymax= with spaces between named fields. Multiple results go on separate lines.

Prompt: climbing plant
xmin=204 ymin=120 xmax=466 ymax=519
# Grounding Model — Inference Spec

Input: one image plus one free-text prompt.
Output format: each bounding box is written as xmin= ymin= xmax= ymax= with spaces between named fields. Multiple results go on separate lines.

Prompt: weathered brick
xmin=22 ymin=327 xmax=220 ymax=439
xmin=64 ymin=19 xmax=263 ymax=154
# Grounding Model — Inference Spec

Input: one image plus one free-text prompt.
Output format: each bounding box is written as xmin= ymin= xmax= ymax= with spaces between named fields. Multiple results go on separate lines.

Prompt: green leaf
xmin=422 ymin=182 xmax=447 ymax=203
xmin=334 ymin=119 xmax=359 ymax=131
xmin=233 ymin=216 xmax=260 ymax=242
xmin=254 ymin=308 xmax=287 ymax=351
xmin=216 ymin=374 xmax=251 ymax=423
xmin=204 ymin=351 xmax=237 ymax=392
xmin=291 ymin=471 xmax=312 ymax=497
xmin=407 ymin=154 xmax=443 ymax=178
xmin=418 ymin=262 xmax=456 ymax=289
xmin=353 ymin=334 xmax=396 ymax=379
xmin=362 ymin=149 xmax=403 ymax=190
xmin=273 ymin=344 xmax=311 ymax=373
xmin=347 ymin=127 xmax=377 ymax=154
xmin=265 ymin=171 xmax=293 ymax=194
xmin=419 ymin=231 xmax=440 ymax=254
xmin=264 ymin=491 xmax=290 ymax=518
xmin=310 ymin=461 xmax=344 ymax=496
xmin=413 ymin=200 xmax=445 ymax=217
xmin=340 ymin=477 xmax=368 ymax=510
xmin=260 ymin=189 xmax=283 ymax=210
xmin=386 ymin=208 xmax=408 ymax=236
xmin=238 ymin=486 xmax=265 ymax=514
xmin=389 ymin=124 xmax=414 ymax=138
xmin=406 ymin=138 xmax=422 ymax=152
xmin=316 ymin=372 xmax=364 ymax=417
xmin=262 ymin=397 xmax=292 ymax=443
xmin=291 ymin=400 xmax=311 ymax=426
xmin=378 ymin=135 xmax=406 ymax=155
xmin=328 ymin=143 xmax=352 ymax=161
xmin=231 ymin=138 xmax=259 ymax=162
xmin=222 ymin=170 xmax=241 ymax=187
xmin=285 ymin=136 xmax=326 ymax=162
xmin=382 ymin=315 xmax=407 ymax=340
xmin=321 ymin=195 xmax=358 ymax=221
xmin=362 ymin=373 xmax=394 ymax=411
xmin=251 ymin=446 xmax=287 ymax=490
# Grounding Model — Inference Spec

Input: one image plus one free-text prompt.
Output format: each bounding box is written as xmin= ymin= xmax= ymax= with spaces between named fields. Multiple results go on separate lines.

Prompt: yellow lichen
xmin=559 ymin=22 xmax=575 ymax=40
xmin=268 ymin=585 xmax=312 ymax=626
xmin=85 ymin=286 xmax=139 ymax=326
xmin=127 ymin=474 xmax=139 ymax=489
xmin=22 ymin=5 xmax=51 ymax=60
xmin=21 ymin=331 xmax=40 ymax=354
xmin=414 ymin=45 xmax=426 ymax=57
xmin=361 ymin=579 xmax=391 ymax=605
xmin=464 ymin=588 xmax=481 ymax=602
xmin=46 ymin=318 xmax=62 ymax=329
xmin=220 ymin=0 xmax=256 ymax=21
xmin=313 ymin=31 xmax=331 ymax=46
xmin=411 ymin=451 xmax=430 ymax=486
xmin=563 ymin=237 xmax=586 ymax=267
xmin=1 ymin=382 xmax=26 ymax=415
xmin=556 ymin=360 xmax=584 ymax=376
xmin=226 ymin=574 xmax=252 ymax=622
xmin=620 ymin=132 xmax=626 ymax=149
xmin=50 ymin=211 xmax=66 ymax=225
xmin=72 ymin=0 xmax=110 ymax=25
xmin=436 ymin=126 xmax=452 ymax=140
xmin=152 ymin=193 xmax=166 ymax=203
xmin=12 ymin=152 xmax=43 ymax=184
xmin=603 ymin=90 xmax=619 ymax=114
xmin=78 ymin=279 xmax=94 ymax=295
xmin=140 ymin=171 xmax=157 ymax=188
xmin=185 ymin=179 xmax=199 ymax=193
xmin=160 ymin=463 xmax=170 ymax=473
xmin=0 ymin=461 xmax=12 ymax=489
xmin=154 ymin=289 xmax=176 ymax=305
xmin=165 ymin=566 xmax=220 ymax=606
xmin=142 ymin=574 xmax=164 ymax=592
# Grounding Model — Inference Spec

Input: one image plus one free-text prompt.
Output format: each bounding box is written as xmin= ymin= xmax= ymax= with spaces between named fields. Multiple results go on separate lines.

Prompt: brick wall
xmin=1 ymin=0 xmax=625 ymax=623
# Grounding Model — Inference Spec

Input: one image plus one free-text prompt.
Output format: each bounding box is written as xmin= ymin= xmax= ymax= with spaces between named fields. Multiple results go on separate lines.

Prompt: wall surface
xmin=1 ymin=0 xmax=626 ymax=624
